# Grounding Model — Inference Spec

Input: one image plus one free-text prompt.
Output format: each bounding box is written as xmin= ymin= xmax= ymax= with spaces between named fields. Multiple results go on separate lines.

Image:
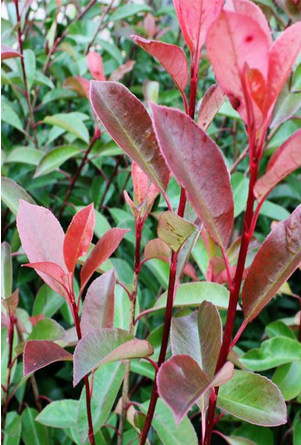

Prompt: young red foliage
xmin=23 ymin=340 xmax=72 ymax=377
xmin=86 ymin=51 xmax=106 ymax=81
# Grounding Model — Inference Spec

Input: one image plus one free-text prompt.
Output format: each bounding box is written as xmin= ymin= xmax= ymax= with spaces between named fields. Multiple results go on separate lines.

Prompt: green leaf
xmin=1 ymin=242 xmax=12 ymax=299
xmin=4 ymin=411 xmax=21 ymax=445
xmin=23 ymin=50 xmax=35 ymax=90
xmin=153 ymin=282 xmax=231 ymax=311
xmin=1 ymin=177 xmax=35 ymax=215
xmin=158 ymin=212 xmax=196 ymax=252
xmin=241 ymin=337 xmax=301 ymax=371
xmin=140 ymin=399 xmax=198 ymax=445
xmin=233 ymin=424 xmax=274 ymax=445
xmin=1 ymin=100 xmax=24 ymax=132
xmin=109 ymin=4 xmax=152 ymax=21
xmin=231 ymin=173 xmax=249 ymax=218
xmin=36 ymin=400 xmax=78 ymax=428
xmin=217 ymin=370 xmax=287 ymax=426
xmin=77 ymin=362 xmax=125 ymax=443
xmin=42 ymin=88 xmax=76 ymax=105
xmin=34 ymin=145 xmax=80 ymax=177
xmin=271 ymin=84 xmax=301 ymax=128
xmin=43 ymin=114 xmax=90 ymax=143
xmin=272 ymin=361 xmax=301 ymax=401
xmin=293 ymin=413 xmax=301 ymax=445
xmin=266 ymin=320 xmax=295 ymax=339
xmin=27 ymin=318 xmax=65 ymax=342
xmin=260 ymin=200 xmax=290 ymax=220
xmin=73 ymin=328 xmax=153 ymax=385
xmin=32 ymin=285 xmax=64 ymax=319
xmin=5 ymin=147 xmax=43 ymax=166
xmin=21 ymin=408 xmax=50 ymax=445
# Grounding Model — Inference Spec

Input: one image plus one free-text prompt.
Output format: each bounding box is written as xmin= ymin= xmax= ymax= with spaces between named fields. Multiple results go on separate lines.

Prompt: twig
xmin=86 ymin=0 xmax=115 ymax=54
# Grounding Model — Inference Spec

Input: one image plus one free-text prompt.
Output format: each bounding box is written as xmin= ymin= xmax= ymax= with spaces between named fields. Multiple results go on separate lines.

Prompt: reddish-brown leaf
xmin=63 ymin=76 xmax=90 ymax=98
xmin=80 ymin=228 xmax=129 ymax=290
xmin=255 ymin=129 xmax=301 ymax=202
xmin=1 ymin=44 xmax=22 ymax=60
xmin=132 ymin=162 xmax=159 ymax=209
xmin=1 ymin=289 xmax=19 ymax=317
xmin=109 ymin=60 xmax=136 ymax=82
xmin=63 ymin=204 xmax=95 ymax=273
xmin=150 ymin=104 xmax=233 ymax=248
xmin=90 ymin=81 xmax=170 ymax=192
xmin=86 ymin=51 xmax=106 ymax=81
xmin=132 ymin=36 xmax=188 ymax=94
xmin=17 ymin=201 xmax=67 ymax=295
xmin=144 ymin=238 xmax=170 ymax=261
xmin=242 ymin=205 xmax=301 ymax=323
xmin=23 ymin=340 xmax=72 ymax=377
xmin=197 ymin=84 xmax=225 ymax=131
xmin=81 ymin=270 xmax=115 ymax=335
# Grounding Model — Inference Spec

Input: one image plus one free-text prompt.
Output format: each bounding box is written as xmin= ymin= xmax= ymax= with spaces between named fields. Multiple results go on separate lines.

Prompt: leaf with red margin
xmin=23 ymin=340 xmax=72 ymax=377
xmin=242 ymin=205 xmax=301 ymax=323
xmin=255 ymin=129 xmax=301 ymax=202
xmin=2 ymin=289 xmax=19 ymax=316
xmin=197 ymin=84 xmax=225 ymax=131
xmin=17 ymin=201 xmax=67 ymax=295
xmin=132 ymin=162 xmax=159 ymax=209
xmin=173 ymin=0 xmax=223 ymax=64
xmin=81 ymin=270 xmax=115 ymax=335
xmin=73 ymin=328 xmax=153 ymax=386
xmin=22 ymin=262 xmax=69 ymax=298
xmin=132 ymin=36 xmax=188 ymax=94
xmin=86 ymin=52 xmax=106 ymax=81
xmin=264 ymin=22 xmax=301 ymax=119
xmin=63 ymin=204 xmax=95 ymax=273
xmin=150 ymin=104 xmax=234 ymax=249
xmin=1 ymin=44 xmax=22 ymax=60
xmin=90 ymin=81 xmax=170 ymax=192
xmin=144 ymin=238 xmax=170 ymax=261
xmin=206 ymin=10 xmax=270 ymax=127
xmin=80 ymin=228 xmax=129 ymax=290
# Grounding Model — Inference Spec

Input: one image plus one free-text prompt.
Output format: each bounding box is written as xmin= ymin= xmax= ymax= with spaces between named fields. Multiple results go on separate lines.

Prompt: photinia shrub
xmin=1 ymin=0 xmax=301 ymax=444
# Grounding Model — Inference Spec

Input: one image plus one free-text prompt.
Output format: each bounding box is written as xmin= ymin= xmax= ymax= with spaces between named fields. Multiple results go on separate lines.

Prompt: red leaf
xmin=1 ymin=289 xmax=19 ymax=316
xmin=63 ymin=204 xmax=95 ymax=273
xmin=64 ymin=76 xmax=90 ymax=98
xmin=242 ymin=205 xmax=301 ymax=323
xmin=206 ymin=9 xmax=270 ymax=128
xmin=264 ymin=21 xmax=301 ymax=119
xmin=255 ymin=129 xmax=301 ymax=202
xmin=86 ymin=51 xmax=106 ymax=81
xmin=23 ymin=340 xmax=72 ymax=377
xmin=132 ymin=162 xmax=160 ymax=209
xmin=17 ymin=201 xmax=67 ymax=295
xmin=173 ymin=0 xmax=223 ymax=64
xmin=81 ymin=270 xmax=115 ymax=335
xmin=80 ymin=228 xmax=129 ymax=290
xmin=132 ymin=36 xmax=188 ymax=94
xmin=144 ymin=238 xmax=170 ymax=261
xmin=1 ymin=44 xmax=22 ymax=60
xmin=150 ymin=104 xmax=234 ymax=248
xmin=197 ymin=84 xmax=225 ymax=131
xmin=22 ymin=262 xmax=69 ymax=298
xmin=109 ymin=60 xmax=136 ymax=82
xmin=90 ymin=81 xmax=170 ymax=192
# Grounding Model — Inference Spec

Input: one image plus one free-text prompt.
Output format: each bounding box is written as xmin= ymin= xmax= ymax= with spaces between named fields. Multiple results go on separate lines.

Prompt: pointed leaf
xmin=80 ymin=228 xmax=128 ymax=290
xmin=43 ymin=113 xmax=90 ymax=144
xmin=254 ymin=129 xmax=301 ymax=202
xmin=109 ymin=60 xmax=135 ymax=82
xmin=36 ymin=400 xmax=78 ymax=429
xmin=132 ymin=36 xmax=188 ymax=93
xmin=132 ymin=161 xmax=159 ymax=208
xmin=17 ymin=201 xmax=67 ymax=295
xmin=64 ymin=76 xmax=90 ymax=98
xmin=34 ymin=145 xmax=80 ymax=178
xmin=1 ymin=44 xmax=22 ymax=60
xmin=23 ymin=340 xmax=72 ymax=376
xmin=241 ymin=337 xmax=301 ymax=371
xmin=73 ymin=328 xmax=153 ymax=385
xmin=2 ymin=289 xmax=19 ymax=317
xmin=64 ymin=204 xmax=95 ymax=273
xmin=197 ymin=84 xmax=225 ymax=131
xmin=217 ymin=370 xmax=287 ymax=426
xmin=90 ymin=81 xmax=169 ymax=191
xmin=242 ymin=205 xmax=301 ymax=323
xmin=158 ymin=211 xmax=196 ymax=252
xmin=173 ymin=0 xmax=223 ymax=64
xmin=150 ymin=104 xmax=233 ymax=248
xmin=22 ymin=262 xmax=68 ymax=298
xmin=1 ymin=177 xmax=35 ymax=215
xmin=81 ymin=270 xmax=115 ymax=335
xmin=1 ymin=242 xmax=12 ymax=299
xmin=144 ymin=238 xmax=170 ymax=261
xmin=87 ymin=51 xmax=106 ymax=81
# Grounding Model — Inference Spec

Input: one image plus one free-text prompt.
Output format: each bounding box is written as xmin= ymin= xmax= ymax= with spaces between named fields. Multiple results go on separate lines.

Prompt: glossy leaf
xmin=90 ymin=81 xmax=169 ymax=191
xmin=43 ymin=113 xmax=90 ymax=144
xmin=73 ymin=328 xmax=153 ymax=385
xmin=86 ymin=51 xmax=106 ymax=81
xmin=80 ymin=228 xmax=128 ymax=290
xmin=254 ymin=129 xmax=301 ymax=202
xmin=132 ymin=36 xmax=188 ymax=94
xmin=151 ymin=104 xmax=233 ymax=248
xmin=5 ymin=147 xmax=43 ymax=166
xmin=242 ymin=205 xmax=301 ymax=323
xmin=173 ymin=0 xmax=223 ymax=64
xmin=22 ymin=262 xmax=69 ymax=298
xmin=153 ymin=282 xmax=231 ymax=311
xmin=21 ymin=408 xmax=49 ymax=445
xmin=36 ymin=400 xmax=78 ymax=429
xmin=197 ymin=84 xmax=225 ymax=131
xmin=64 ymin=204 xmax=95 ymax=273
xmin=81 ymin=270 xmax=115 ymax=335
xmin=158 ymin=211 xmax=196 ymax=252
xmin=34 ymin=145 xmax=80 ymax=178
xmin=241 ymin=337 xmax=301 ymax=371
xmin=171 ymin=301 xmax=222 ymax=377
xmin=23 ymin=340 xmax=72 ymax=376
xmin=273 ymin=361 xmax=301 ymax=401
xmin=1 ymin=242 xmax=12 ymax=299
xmin=17 ymin=201 xmax=67 ymax=295
xmin=1 ymin=44 xmax=22 ymax=60
xmin=217 ymin=370 xmax=287 ymax=426
xmin=1 ymin=178 xmax=35 ymax=215
xmin=144 ymin=238 xmax=170 ymax=261
xmin=132 ymin=161 xmax=159 ymax=209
